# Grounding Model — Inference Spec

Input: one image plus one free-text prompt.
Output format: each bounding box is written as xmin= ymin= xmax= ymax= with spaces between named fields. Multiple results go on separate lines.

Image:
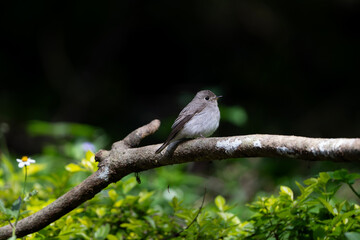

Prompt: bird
xmin=155 ymin=90 xmax=221 ymax=154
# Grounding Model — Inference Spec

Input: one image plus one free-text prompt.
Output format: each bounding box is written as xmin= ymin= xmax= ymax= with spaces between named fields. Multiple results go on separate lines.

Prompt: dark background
xmin=1 ymin=1 xmax=359 ymax=167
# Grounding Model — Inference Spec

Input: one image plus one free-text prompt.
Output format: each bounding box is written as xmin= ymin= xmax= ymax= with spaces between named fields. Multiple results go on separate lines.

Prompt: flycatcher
xmin=156 ymin=90 xmax=221 ymax=154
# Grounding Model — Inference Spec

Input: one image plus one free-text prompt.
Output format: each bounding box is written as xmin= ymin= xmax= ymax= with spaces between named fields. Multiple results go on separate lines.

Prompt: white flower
xmin=16 ymin=156 xmax=36 ymax=168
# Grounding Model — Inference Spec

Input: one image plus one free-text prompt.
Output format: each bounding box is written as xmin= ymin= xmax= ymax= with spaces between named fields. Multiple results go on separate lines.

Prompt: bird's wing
xmin=167 ymin=102 xmax=206 ymax=141
xmin=155 ymin=101 xmax=206 ymax=154
xmin=172 ymin=101 xmax=206 ymax=129
xmin=165 ymin=115 xmax=193 ymax=142
xmin=155 ymin=115 xmax=195 ymax=154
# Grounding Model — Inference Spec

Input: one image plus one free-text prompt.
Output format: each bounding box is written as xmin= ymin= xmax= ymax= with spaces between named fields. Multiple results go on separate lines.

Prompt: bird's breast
xmin=177 ymin=106 xmax=220 ymax=139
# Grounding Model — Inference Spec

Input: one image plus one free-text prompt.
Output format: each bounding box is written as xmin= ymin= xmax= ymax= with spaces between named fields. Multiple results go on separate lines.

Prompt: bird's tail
xmin=155 ymin=142 xmax=168 ymax=154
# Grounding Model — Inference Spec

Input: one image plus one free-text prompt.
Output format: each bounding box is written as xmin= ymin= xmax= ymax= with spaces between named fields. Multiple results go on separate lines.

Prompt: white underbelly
xmin=176 ymin=108 xmax=220 ymax=139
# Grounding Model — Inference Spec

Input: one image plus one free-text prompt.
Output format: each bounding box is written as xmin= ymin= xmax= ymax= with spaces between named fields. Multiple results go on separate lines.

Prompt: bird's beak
xmin=215 ymin=95 xmax=222 ymax=100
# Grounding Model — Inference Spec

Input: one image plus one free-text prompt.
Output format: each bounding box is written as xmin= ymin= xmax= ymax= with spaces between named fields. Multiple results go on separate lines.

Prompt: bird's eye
xmin=205 ymin=96 xmax=210 ymax=100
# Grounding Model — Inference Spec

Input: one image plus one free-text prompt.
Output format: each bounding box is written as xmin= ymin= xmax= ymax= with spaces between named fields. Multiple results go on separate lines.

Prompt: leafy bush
xmin=1 ymin=122 xmax=360 ymax=239
xmin=1 ymin=148 xmax=360 ymax=239
xmin=245 ymin=170 xmax=360 ymax=240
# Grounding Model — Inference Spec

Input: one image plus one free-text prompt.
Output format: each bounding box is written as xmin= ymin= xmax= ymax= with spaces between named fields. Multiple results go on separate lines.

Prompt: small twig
xmin=122 ymin=119 xmax=161 ymax=148
xmin=184 ymin=188 xmax=207 ymax=231
xmin=347 ymin=183 xmax=360 ymax=200
xmin=7 ymin=221 xmax=14 ymax=229
xmin=168 ymin=188 xmax=207 ymax=239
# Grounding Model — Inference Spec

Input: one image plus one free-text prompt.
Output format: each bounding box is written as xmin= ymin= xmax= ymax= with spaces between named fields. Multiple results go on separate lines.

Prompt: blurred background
xmin=1 ymin=0 xmax=359 ymax=214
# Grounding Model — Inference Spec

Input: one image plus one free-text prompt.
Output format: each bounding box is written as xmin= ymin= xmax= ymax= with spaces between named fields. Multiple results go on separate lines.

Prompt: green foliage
xmin=1 ymin=121 xmax=360 ymax=239
xmin=220 ymin=105 xmax=248 ymax=127
xmin=27 ymin=120 xmax=98 ymax=139
xmin=245 ymin=170 xmax=360 ymax=240
xmin=2 ymin=152 xmax=359 ymax=240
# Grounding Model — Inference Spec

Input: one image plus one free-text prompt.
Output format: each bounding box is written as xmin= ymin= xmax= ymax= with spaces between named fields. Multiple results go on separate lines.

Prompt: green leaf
xmin=7 ymin=235 xmax=17 ymax=240
xmin=317 ymin=197 xmax=335 ymax=215
xmin=65 ymin=163 xmax=84 ymax=173
xmin=313 ymin=226 xmax=326 ymax=239
xmin=108 ymin=189 xmax=118 ymax=201
xmin=95 ymin=208 xmax=107 ymax=218
xmin=139 ymin=191 xmax=154 ymax=203
xmin=175 ymin=212 xmax=194 ymax=223
xmin=122 ymin=177 xmax=137 ymax=194
xmin=11 ymin=197 xmax=22 ymax=212
xmin=215 ymin=195 xmax=226 ymax=212
xmin=124 ymin=195 xmax=139 ymax=205
xmin=280 ymin=186 xmax=293 ymax=201
xmin=337 ymin=200 xmax=347 ymax=213
xmin=295 ymin=181 xmax=305 ymax=194
xmin=345 ymin=232 xmax=360 ymax=240
xmin=107 ymin=234 xmax=118 ymax=240
xmin=0 ymin=200 xmax=7 ymax=213
xmin=170 ymin=197 xmax=183 ymax=210
xmin=346 ymin=173 xmax=360 ymax=184
xmin=75 ymin=232 xmax=91 ymax=240
xmin=218 ymin=212 xmax=241 ymax=224
xmin=0 ymin=200 xmax=16 ymax=219
xmin=144 ymin=216 xmax=156 ymax=229
xmin=94 ymin=224 xmax=110 ymax=240
xmin=114 ymin=199 xmax=123 ymax=207
xmin=319 ymin=172 xmax=330 ymax=183
xmin=328 ymin=169 xmax=348 ymax=180
xmin=303 ymin=178 xmax=318 ymax=185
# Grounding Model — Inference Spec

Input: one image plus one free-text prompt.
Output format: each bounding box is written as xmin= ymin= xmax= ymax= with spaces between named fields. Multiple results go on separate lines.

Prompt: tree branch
xmin=1 ymin=119 xmax=359 ymax=239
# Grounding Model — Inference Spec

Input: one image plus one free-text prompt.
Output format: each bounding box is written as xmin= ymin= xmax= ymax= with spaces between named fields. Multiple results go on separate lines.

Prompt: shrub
xmin=1 ymin=149 xmax=359 ymax=239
